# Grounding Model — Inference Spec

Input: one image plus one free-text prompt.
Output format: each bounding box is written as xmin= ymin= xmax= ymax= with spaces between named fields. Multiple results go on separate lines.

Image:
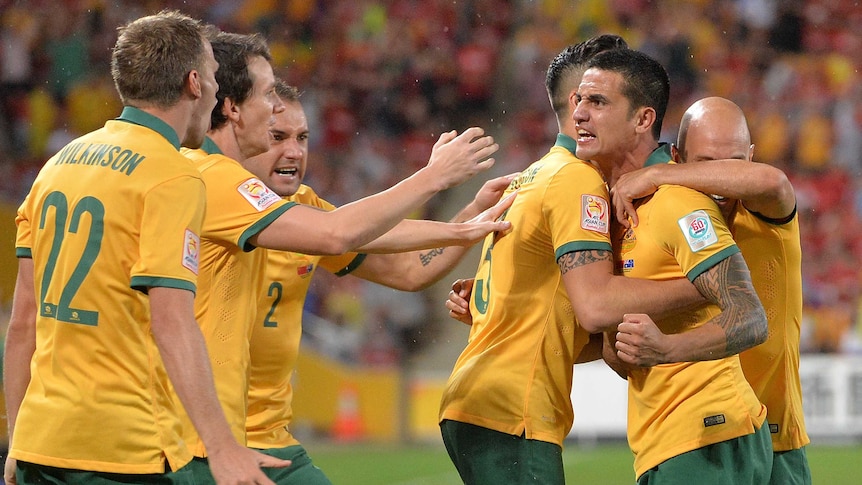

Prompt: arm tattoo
xmin=557 ymin=249 xmax=612 ymax=274
xmin=419 ymin=247 xmax=445 ymax=267
xmin=692 ymin=253 xmax=768 ymax=356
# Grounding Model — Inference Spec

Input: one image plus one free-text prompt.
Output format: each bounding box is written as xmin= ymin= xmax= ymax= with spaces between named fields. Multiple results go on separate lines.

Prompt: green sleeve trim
xmin=748 ymin=204 xmax=797 ymax=226
xmin=130 ymin=276 xmax=196 ymax=295
xmin=334 ymin=253 xmax=367 ymax=277
xmin=686 ymin=245 xmax=741 ymax=282
xmin=16 ymin=247 xmax=32 ymax=258
xmin=239 ymin=202 xmax=298 ymax=252
xmin=554 ymin=240 xmax=613 ymax=261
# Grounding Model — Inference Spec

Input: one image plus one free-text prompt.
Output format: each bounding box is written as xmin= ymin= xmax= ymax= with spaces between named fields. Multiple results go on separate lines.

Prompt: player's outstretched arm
xmin=614 ymin=253 xmax=767 ymax=366
xmin=149 ymin=287 xmax=291 ymax=485
xmin=358 ymin=190 xmax=514 ymax=254
xmin=347 ymin=173 xmax=518 ymax=291
xmin=253 ymin=128 xmax=498 ymax=255
xmin=4 ymin=259 xmax=37 ymax=485
xmin=612 ymin=159 xmax=795 ymax=227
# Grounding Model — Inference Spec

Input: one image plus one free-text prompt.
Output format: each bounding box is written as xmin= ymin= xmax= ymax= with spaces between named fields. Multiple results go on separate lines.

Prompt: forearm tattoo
xmin=557 ymin=249 xmax=612 ymax=274
xmin=419 ymin=247 xmax=445 ymax=266
xmin=693 ymin=253 xmax=768 ymax=356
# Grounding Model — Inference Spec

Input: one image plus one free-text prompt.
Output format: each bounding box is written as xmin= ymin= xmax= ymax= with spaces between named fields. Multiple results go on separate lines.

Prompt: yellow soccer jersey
xmin=12 ymin=107 xmax=204 ymax=473
xmin=439 ymin=134 xmax=610 ymax=446
xmin=734 ymin=205 xmax=809 ymax=452
xmin=180 ymin=141 xmax=296 ymax=455
xmin=616 ymin=148 xmax=767 ymax=478
xmin=246 ymin=185 xmax=363 ymax=449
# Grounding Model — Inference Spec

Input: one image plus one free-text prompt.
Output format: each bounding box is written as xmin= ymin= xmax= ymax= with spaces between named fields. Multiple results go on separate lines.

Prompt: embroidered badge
xmin=581 ymin=194 xmax=609 ymax=234
xmin=237 ymin=178 xmax=281 ymax=211
xmin=678 ymin=210 xmax=718 ymax=252
xmin=182 ymin=229 xmax=200 ymax=274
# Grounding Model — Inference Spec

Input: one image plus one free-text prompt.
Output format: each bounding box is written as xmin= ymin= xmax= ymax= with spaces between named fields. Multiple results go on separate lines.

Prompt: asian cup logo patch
xmin=678 ymin=210 xmax=718 ymax=252
xmin=238 ymin=178 xmax=281 ymax=211
xmin=182 ymin=229 xmax=200 ymax=274
xmin=581 ymin=194 xmax=609 ymax=234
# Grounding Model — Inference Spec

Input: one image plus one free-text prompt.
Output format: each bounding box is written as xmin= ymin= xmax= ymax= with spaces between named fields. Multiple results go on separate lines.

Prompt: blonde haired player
xmin=4 ymin=11 xmax=289 ymax=485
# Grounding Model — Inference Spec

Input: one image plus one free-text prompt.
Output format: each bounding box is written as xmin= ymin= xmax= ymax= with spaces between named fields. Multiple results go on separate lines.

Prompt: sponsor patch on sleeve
xmin=237 ymin=178 xmax=282 ymax=211
xmin=581 ymin=194 xmax=609 ymax=234
xmin=678 ymin=210 xmax=718 ymax=252
xmin=182 ymin=229 xmax=200 ymax=274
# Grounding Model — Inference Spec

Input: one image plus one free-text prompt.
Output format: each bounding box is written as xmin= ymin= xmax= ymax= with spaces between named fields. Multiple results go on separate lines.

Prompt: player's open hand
xmin=453 ymin=191 xmax=515 ymax=246
xmin=207 ymin=443 xmax=292 ymax=485
xmin=471 ymin=172 xmax=519 ymax=213
xmin=446 ymin=278 xmax=474 ymax=326
xmin=426 ymin=127 xmax=499 ymax=190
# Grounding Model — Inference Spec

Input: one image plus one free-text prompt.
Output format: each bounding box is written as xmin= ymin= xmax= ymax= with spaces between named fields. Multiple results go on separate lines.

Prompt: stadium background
xmin=0 ymin=0 xmax=860 ymax=482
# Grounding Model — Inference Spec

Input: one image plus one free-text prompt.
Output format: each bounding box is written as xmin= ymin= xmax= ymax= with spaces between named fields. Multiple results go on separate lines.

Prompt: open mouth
xmin=710 ymin=194 xmax=726 ymax=202
xmin=577 ymin=129 xmax=596 ymax=143
xmin=275 ymin=167 xmax=298 ymax=177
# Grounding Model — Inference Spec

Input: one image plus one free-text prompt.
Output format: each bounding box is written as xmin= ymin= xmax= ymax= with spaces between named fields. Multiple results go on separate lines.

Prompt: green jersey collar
xmin=643 ymin=142 xmax=673 ymax=167
xmin=199 ymin=136 xmax=223 ymax=155
xmin=555 ymin=133 xmax=578 ymax=156
xmin=117 ymin=106 xmax=181 ymax=150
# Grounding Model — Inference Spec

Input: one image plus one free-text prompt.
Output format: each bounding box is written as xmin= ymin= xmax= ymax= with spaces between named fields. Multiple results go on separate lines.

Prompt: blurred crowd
xmin=1 ymin=0 xmax=861 ymax=363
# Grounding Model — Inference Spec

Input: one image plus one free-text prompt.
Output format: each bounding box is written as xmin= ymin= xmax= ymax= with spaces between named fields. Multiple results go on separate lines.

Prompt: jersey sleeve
xmin=131 ymin=175 xmax=206 ymax=292
xmin=650 ymin=186 xmax=740 ymax=281
xmin=15 ymin=196 xmax=33 ymax=258
xmin=200 ymin=160 xmax=296 ymax=252
xmin=292 ymin=185 xmax=363 ymax=275
xmin=544 ymin=162 xmax=612 ymax=260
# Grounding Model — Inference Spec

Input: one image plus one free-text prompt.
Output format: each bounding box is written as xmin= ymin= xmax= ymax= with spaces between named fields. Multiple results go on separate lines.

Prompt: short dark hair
xmin=207 ymin=30 xmax=272 ymax=130
xmin=111 ymin=10 xmax=207 ymax=107
xmin=585 ymin=49 xmax=669 ymax=140
xmin=274 ymin=79 xmax=301 ymax=103
xmin=545 ymin=34 xmax=628 ymax=118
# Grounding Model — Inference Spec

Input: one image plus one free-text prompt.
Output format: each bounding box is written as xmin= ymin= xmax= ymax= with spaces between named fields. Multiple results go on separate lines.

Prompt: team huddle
xmin=4 ymin=9 xmax=809 ymax=485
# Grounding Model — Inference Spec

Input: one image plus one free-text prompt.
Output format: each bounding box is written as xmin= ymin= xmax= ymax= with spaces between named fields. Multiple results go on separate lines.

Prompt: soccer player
xmin=574 ymin=49 xmax=771 ymax=483
xmin=4 ymin=11 xmax=289 ymax=485
xmin=438 ymin=36 xmax=707 ymax=485
xmin=242 ymin=80 xmax=516 ymax=484
xmin=611 ymin=96 xmax=811 ymax=485
xmin=178 ymin=30 xmax=510 ymax=483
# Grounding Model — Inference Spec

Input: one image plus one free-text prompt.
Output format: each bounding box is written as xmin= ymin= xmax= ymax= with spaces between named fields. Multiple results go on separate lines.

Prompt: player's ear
xmin=186 ymin=69 xmax=202 ymax=99
xmin=671 ymin=143 xmax=683 ymax=163
xmin=634 ymin=106 xmax=656 ymax=136
xmin=223 ymin=96 xmax=241 ymax=122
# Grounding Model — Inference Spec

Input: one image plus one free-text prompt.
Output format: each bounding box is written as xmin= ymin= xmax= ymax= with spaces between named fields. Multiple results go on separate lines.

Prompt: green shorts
xmin=181 ymin=447 xmax=330 ymax=485
xmin=180 ymin=457 xmax=215 ymax=484
xmin=440 ymin=419 xmax=565 ymax=485
xmin=255 ymin=445 xmax=332 ymax=485
xmin=636 ymin=421 xmax=773 ymax=485
xmin=16 ymin=459 xmax=194 ymax=485
xmin=769 ymin=447 xmax=812 ymax=485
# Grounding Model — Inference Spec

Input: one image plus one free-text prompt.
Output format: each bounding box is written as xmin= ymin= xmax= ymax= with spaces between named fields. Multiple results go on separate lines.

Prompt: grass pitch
xmin=308 ymin=440 xmax=862 ymax=484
